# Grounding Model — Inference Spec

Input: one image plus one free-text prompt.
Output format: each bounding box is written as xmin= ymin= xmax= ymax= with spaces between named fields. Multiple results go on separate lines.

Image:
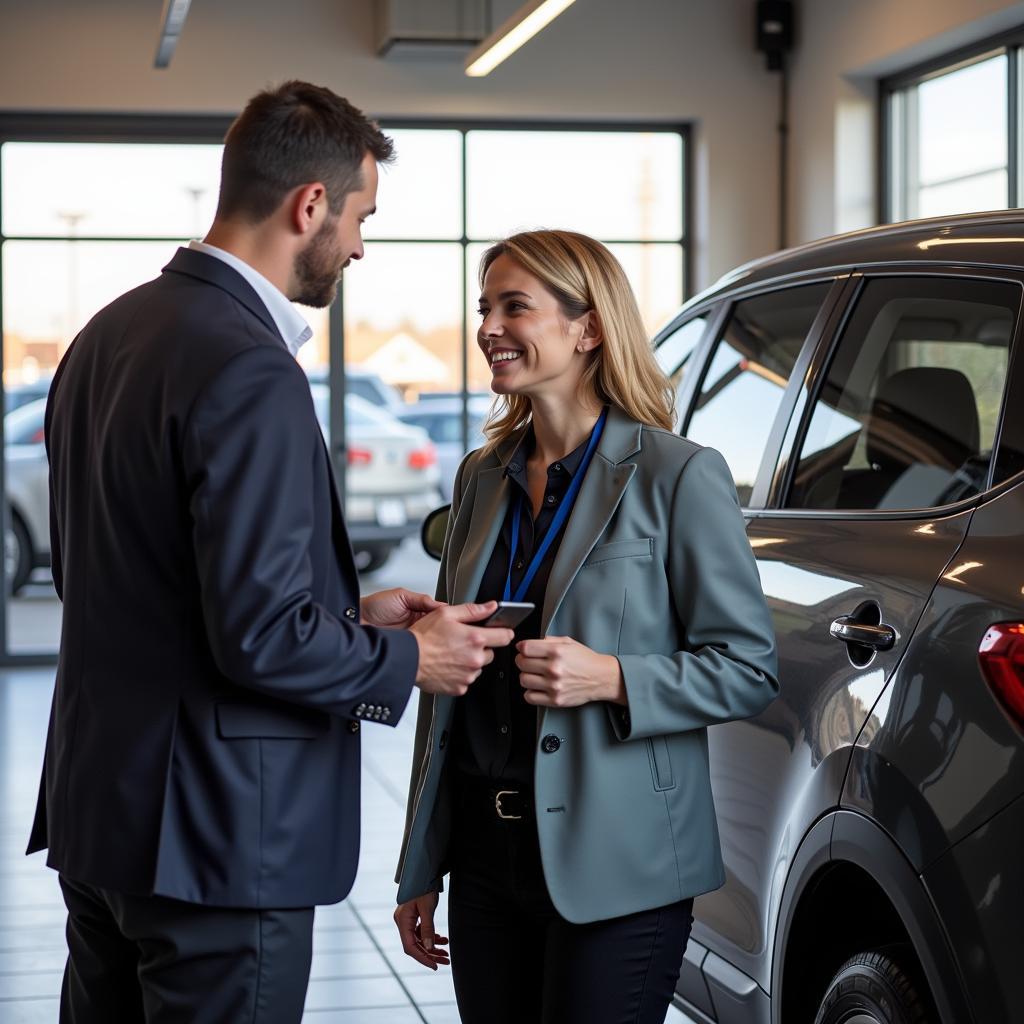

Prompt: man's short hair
xmin=217 ymin=81 xmax=395 ymax=224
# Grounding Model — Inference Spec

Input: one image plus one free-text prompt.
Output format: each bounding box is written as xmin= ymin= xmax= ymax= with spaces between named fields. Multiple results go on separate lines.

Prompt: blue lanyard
xmin=504 ymin=408 xmax=608 ymax=603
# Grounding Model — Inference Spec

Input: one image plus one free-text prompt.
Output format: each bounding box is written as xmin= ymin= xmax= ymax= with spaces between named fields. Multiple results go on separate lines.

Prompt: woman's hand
xmin=394 ymin=891 xmax=450 ymax=970
xmin=515 ymin=637 xmax=627 ymax=707
xmin=360 ymin=589 xmax=443 ymax=630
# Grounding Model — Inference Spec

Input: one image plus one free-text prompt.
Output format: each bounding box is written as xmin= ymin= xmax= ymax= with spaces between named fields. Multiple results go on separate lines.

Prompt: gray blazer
xmin=396 ymin=405 xmax=779 ymax=923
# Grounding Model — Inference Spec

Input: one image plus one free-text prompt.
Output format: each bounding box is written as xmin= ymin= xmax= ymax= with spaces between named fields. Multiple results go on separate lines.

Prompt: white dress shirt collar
xmin=187 ymin=240 xmax=313 ymax=358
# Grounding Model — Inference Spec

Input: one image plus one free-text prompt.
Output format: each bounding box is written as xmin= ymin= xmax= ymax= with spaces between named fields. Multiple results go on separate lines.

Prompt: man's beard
xmin=293 ymin=217 xmax=348 ymax=308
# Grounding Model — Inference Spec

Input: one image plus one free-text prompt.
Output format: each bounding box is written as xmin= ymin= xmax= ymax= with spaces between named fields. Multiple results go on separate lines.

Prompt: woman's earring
xmin=576 ymin=344 xmax=584 ymax=353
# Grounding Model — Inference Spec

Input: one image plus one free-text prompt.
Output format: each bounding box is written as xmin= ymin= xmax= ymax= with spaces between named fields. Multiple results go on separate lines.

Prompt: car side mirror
xmin=420 ymin=504 xmax=451 ymax=561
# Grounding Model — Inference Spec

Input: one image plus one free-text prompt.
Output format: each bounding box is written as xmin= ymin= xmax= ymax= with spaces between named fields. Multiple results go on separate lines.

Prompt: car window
xmin=655 ymin=313 xmax=709 ymax=426
xmin=993 ymin=342 xmax=1024 ymax=486
xmin=787 ymin=276 xmax=1018 ymax=511
xmin=686 ymin=283 xmax=830 ymax=505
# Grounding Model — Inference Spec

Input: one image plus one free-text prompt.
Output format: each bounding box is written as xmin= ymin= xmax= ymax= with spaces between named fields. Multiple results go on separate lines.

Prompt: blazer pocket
xmin=215 ymin=701 xmax=329 ymax=739
xmin=581 ymin=537 xmax=654 ymax=567
xmin=646 ymin=736 xmax=676 ymax=791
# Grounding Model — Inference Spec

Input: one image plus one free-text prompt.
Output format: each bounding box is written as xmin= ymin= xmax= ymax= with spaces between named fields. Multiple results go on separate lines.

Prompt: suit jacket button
xmin=541 ymin=734 xmax=560 ymax=754
xmin=439 ymin=730 xmax=448 ymax=750
xmin=348 ymin=720 xmax=360 ymax=733
xmin=345 ymin=607 xmax=358 ymax=619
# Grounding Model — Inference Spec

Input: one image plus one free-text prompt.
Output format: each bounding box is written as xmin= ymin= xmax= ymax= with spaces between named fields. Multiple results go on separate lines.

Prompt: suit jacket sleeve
xmin=182 ymin=343 xmax=417 ymax=721
xmin=612 ymin=446 xmax=779 ymax=741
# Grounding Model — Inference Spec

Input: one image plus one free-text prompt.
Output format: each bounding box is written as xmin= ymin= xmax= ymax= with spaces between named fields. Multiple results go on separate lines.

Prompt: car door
xmin=697 ymin=270 xmax=1021 ymax=1001
xmin=655 ymin=276 xmax=846 ymax=1016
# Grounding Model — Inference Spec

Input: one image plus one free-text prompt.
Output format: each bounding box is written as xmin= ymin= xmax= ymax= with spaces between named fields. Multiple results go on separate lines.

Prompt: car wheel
xmin=354 ymin=543 xmax=394 ymax=574
xmin=5 ymin=514 xmax=32 ymax=595
xmin=814 ymin=946 xmax=932 ymax=1024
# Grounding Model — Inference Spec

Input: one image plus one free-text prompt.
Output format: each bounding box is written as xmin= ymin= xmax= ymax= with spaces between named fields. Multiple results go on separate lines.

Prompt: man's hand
xmin=360 ymin=588 xmax=442 ymax=630
xmin=394 ymin=891 xmax=449 ymax=971
xmin=516 ymin=636 xmax=627 ymax=707
xmin=410 ymin=601 xmax=514 ymax=696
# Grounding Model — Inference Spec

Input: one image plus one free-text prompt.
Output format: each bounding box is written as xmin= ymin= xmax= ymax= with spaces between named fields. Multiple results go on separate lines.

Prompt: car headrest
xmin=866 ymin=367 xmax=980 ymax=472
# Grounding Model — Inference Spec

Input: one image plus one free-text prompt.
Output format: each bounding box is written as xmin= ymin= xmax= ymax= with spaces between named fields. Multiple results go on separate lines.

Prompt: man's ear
xmin=290 ymin=182 xmax=328 ymax=235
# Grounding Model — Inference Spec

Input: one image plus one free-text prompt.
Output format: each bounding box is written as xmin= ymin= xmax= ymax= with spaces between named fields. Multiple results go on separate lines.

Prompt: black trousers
xmin=447 ymin=796 xmax=694 ymax=1024
xmin=58 ymin=874 xmax=314 ymax=1024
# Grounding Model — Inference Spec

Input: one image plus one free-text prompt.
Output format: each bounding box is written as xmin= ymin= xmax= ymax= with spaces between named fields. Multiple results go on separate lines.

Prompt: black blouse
xmin=450 ymin=427 xmax=590 ymax=787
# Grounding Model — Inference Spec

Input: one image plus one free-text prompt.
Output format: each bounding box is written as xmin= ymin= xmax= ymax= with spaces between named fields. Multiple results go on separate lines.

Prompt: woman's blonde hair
xmin=478 ymin=230 xmax=675 ymax=452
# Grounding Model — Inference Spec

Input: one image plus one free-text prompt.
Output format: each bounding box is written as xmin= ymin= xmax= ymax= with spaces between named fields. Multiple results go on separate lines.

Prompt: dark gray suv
xmin=651 ymin=210 xmax=1024 ymax=1024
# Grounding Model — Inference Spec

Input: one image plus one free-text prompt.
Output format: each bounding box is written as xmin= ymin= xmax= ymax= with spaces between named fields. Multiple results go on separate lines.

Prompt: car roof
xmin=675 ymin=208 xmax=1024 ymax=320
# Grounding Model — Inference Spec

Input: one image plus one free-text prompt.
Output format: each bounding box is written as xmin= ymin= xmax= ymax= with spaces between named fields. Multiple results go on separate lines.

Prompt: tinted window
xmin=993 ymin=339 xmax=1024 ymax=486
xmin=686 ymin=284 xmax=829 ymax=505
xmin=787 ymin=277 xmax=1017 ymax=511
xmin=655 ymin=313 xmax=709 ymax=427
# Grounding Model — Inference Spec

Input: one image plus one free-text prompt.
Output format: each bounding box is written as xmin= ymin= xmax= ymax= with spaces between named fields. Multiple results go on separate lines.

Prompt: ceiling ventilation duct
xmin=375 ymin=0 xmax=489 ymax=59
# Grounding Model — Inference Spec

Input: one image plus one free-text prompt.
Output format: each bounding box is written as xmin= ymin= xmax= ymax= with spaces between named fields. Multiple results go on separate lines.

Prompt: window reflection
xmin=655 ymin=314 xmax=708 ymax=428
xmin=686 ymin=284 xmax=828 ymax=505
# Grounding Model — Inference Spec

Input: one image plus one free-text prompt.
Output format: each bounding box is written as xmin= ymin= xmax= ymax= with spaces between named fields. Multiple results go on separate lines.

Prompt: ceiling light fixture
xmin=465 ymin=0 xmax=576 ymax=78
xmin=154 ymin=0 xmax=193 ymax=69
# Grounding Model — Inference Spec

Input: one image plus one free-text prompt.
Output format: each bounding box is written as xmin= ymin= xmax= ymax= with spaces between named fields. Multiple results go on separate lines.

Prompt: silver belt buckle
xmin=494 ymin=789 xmax=522 ymax=820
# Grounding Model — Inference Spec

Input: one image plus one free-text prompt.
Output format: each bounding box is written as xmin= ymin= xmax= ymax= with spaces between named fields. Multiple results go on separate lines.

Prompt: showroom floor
xmin=0 ymin=665 xmax=693 ymax=1023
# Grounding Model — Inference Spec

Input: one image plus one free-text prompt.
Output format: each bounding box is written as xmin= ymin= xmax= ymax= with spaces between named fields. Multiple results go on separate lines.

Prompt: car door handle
xmin=829 ymin=617 xmax=896 ymax=651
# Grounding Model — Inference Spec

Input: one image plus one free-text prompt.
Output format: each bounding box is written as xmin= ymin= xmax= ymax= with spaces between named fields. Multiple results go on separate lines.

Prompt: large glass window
xmin=0 ymin=121 xmax=688 ymax=658
xmin=685 ymin=284 xmax=829 ymax=506
xmin=884 ymin=42 xmax=1022 ymax=221
xmin=787 ymin=277 xmax=1017 ymax=512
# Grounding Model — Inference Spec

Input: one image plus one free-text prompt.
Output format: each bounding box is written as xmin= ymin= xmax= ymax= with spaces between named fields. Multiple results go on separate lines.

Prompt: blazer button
xmin=541 ymin=734 xmax=560 ymax=754
xmin=344 ymin=607 xmax=358 ymax=619
xmin=348 ymin=720 xmax=360 ymax=733
xmin=439 ymin=730 xmax=448 ymax=750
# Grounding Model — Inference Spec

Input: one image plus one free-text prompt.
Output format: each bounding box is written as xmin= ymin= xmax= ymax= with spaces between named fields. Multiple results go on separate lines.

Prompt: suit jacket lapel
xmin=540 ymin=409 xmax=642 ymax=634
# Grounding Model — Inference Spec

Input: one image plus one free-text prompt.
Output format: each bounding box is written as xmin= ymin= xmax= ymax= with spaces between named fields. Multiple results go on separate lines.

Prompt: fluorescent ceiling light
xmin=154 ymin=0 xmax=192 ymax=69
xmin=465 ymin=0 xmax=576 ymax=77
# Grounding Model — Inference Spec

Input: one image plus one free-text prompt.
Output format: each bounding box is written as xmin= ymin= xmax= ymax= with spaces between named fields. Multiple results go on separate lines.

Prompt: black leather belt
xmin=457 ymin=779 xmax=533 ymax=822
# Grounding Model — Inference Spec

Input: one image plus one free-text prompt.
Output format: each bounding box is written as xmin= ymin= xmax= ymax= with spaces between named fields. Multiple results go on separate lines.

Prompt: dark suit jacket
xmin=27 ymin=247 xmax=418 ymax=909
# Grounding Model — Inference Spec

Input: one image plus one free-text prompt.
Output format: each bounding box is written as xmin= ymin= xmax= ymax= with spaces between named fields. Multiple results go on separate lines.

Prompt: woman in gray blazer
xmin=393 ymin=230 xmax=779 ymax=1024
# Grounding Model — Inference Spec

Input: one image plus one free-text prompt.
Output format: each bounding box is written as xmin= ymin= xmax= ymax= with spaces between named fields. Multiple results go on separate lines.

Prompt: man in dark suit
xmin=27 ymin=81 xmax=512 ymax=1024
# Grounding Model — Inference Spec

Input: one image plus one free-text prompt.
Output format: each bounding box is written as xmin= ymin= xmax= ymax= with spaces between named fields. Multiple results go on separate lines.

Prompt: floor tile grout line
xmin=361 ymin=751 xmax=411 ymax=810
xmin=346 ymin=900 xmax=430 ymax=1024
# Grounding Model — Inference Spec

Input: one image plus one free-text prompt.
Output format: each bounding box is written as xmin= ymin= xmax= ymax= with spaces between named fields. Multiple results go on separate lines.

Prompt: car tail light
xmin=347 ymin=447 xmax=372 ymax=467
xmin=978 ymin=623 xmax=1024 ymax=727
xmin=408 ymin=443 xmax=437 ymax=470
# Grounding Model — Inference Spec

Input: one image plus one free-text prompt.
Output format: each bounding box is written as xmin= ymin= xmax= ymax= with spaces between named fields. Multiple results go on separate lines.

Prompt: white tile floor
xmin=0 ymin=665 xmax=694 ymax=1023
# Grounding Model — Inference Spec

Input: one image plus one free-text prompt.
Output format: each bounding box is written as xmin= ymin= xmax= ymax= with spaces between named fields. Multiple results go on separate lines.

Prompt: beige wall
xmin=790 ymin=0 xmax=1024 ymax=246
xmin=1 ymin=0 xmax=1023 ymax=287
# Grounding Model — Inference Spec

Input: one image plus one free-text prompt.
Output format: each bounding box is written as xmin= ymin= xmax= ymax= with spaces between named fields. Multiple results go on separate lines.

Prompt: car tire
xmin=5 ymin=513 xmax=32 ymax=595
xmin=814 ymin=946 xmax=932 ymax=1024
xmin=354 ymin=543 xmax=394 ymax=574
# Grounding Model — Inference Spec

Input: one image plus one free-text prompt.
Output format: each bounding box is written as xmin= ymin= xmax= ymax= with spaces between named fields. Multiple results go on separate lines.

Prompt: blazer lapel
xmin=540 ymin=409 xmax=643 ymax=634
xmin=451 ymin=463 xmax=510 ymax=603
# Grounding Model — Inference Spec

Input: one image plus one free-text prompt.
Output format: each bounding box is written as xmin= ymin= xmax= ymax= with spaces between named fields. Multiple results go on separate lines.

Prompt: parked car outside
xmin=397 ymin=394 xmax=493 ymax=500
xmin=4 ymin=385 xmax=442 ymax=590
xmin=307 ymin=365 xmax=405 ymax=415
xmin=310 ymin=385 xmax=442 ymax=572
xmin=5 ymin=375 xmax=54 ymax=414
xmin=5 ymin=397 xmax=49 ymax=593
xmin=421 ymin=209 xmax=1024 ymax=1024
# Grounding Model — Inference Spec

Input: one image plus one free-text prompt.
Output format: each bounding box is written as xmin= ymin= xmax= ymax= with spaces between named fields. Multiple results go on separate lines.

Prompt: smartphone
xmin=479 ymin=601 xmax=535 ymax=629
